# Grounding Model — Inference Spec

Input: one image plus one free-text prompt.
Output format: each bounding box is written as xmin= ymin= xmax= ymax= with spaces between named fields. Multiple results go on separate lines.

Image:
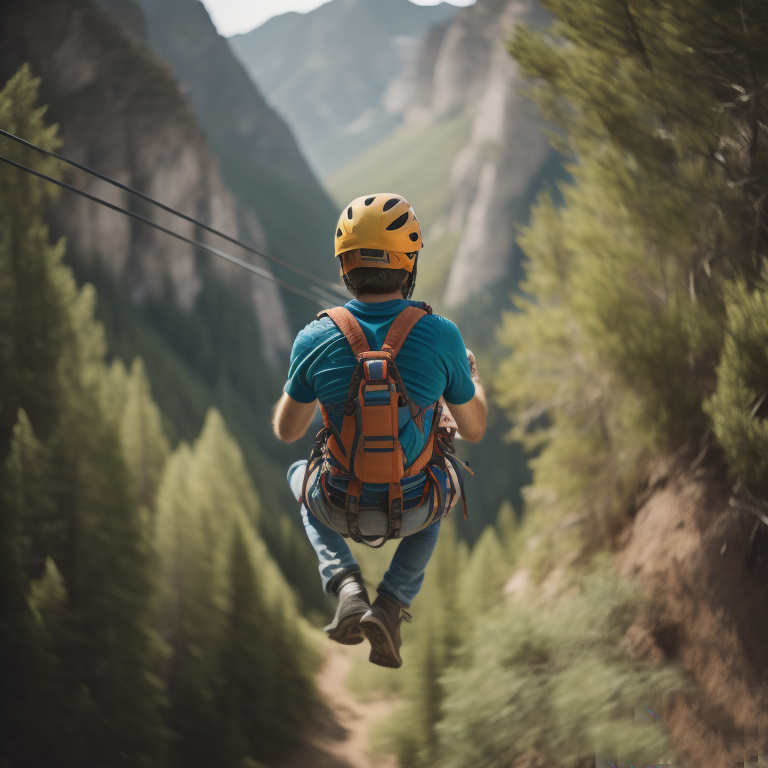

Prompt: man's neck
xmin=355 ymin=288 xmax=406 ymax=303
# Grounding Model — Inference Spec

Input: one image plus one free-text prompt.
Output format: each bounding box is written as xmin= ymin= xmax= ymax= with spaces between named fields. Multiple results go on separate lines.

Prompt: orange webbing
xmin=381 ymin=306 xmax=430 ymax=359
xmin=318 ymin=307 xmax=370 ymax=357
xmin=403 ymin=404 xmax=441 ymax=477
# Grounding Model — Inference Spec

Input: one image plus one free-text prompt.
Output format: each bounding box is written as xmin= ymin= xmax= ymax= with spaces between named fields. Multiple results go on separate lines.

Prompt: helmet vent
xmin=347 ymin=207 xmax=353 ymax=219
xmin=383 ymin=197 xmax=401 ymax=212
xmin=386 ymin=212 xmax=410 ymax=231
xmin=336 ymin=228 xmax=342 ymax=237
xmin=409 ymin=232 xmax=419 ymax=242
xmin=364 ymin=196 xmax=376 ymax=206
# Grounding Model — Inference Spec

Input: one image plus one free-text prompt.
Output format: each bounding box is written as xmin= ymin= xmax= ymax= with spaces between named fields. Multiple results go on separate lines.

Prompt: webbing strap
xmin=319 ymin=307 xmax=370 ymax=357
xmin=381 ymin=305 xmax=431 ymax=359
xmin=404 ymin=403 xmax=442 ymax=477
xmin=346 ymin=479 xmax=363 ymax=543
xmin=387 ymin=482 xmax=404 ymax=540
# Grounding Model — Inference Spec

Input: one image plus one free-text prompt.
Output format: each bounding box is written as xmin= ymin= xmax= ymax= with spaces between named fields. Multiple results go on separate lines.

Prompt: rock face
xmin=0 ymin=0 xmax=234 ymax=309
xmin=229 ymin=0 xmax=459 ymax=179
xmin=388 ymin=0 xmax=554 ymax=306
xmin=0 ymin=0 xmax=332 ymax=365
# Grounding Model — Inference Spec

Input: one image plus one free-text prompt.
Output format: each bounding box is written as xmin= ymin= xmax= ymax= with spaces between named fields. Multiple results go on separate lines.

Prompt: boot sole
xmin=325 ymin=608 xmax=367 ymax=645
xmin=360 ymin=613 xmax=402 ymax=668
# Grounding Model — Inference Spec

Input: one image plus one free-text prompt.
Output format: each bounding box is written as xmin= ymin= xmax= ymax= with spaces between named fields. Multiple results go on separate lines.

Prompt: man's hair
xmin=340 ymin=250 xmax=417 ymax=299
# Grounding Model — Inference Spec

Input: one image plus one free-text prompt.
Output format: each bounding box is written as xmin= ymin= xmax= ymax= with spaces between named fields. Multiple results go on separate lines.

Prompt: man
xmin=273 ymin=193 xmax=487 ymax=668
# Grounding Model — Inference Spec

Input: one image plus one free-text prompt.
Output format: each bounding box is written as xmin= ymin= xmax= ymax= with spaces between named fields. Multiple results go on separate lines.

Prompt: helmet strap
xmin=342 ymin=271 xmax=356 ymax=297
xmin=402 ymin=254 xmax=418 ymax=300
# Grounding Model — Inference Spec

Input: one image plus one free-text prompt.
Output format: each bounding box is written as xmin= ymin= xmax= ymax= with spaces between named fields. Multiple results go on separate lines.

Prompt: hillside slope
xmin=229 ymin=0 xmax=459 ymax=179
xmin=617 ymin=462 xmax=768 ymax=767
xmin=329 ymin=0 xmax=556 ymax=310
xmin=132 ymin=0 xmax=340 ymax=296
xmin=0 ymin=0 xmax=329 ymax=613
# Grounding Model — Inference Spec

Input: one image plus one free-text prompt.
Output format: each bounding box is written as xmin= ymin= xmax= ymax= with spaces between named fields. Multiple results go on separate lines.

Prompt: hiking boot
xmin=360 ymin=593 xmax=412 ymax=668
xmin=324 ymin=572 xmax=370 ymax=645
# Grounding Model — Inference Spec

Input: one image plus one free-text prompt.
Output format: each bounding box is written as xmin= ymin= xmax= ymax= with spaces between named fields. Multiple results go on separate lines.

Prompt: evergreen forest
xmin=0 ymin=68 xmax=317 ymax=768
xmin=2 ymin=0 xmax=768 ymax=766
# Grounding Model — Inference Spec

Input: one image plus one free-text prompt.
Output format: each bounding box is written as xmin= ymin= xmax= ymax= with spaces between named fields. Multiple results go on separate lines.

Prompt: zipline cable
xmin=0 ymin=127 xmax=348 ymax=298
xmin=0 ymin=152 xmax=333 ymax=307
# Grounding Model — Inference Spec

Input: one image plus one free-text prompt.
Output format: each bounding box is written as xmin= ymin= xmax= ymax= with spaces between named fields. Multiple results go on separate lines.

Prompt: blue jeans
xmin=288 ymin=460 xmax=441 ymax=607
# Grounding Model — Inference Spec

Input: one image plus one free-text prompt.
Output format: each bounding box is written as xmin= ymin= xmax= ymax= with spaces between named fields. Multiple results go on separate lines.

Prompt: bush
xmin=706 ymin=280 xmax=768 ymax=494
xmin=436 ymin=575 xmax=686 ymax=768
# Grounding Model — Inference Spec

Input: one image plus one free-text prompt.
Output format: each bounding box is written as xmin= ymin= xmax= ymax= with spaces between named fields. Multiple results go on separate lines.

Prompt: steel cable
xmin=0 ymin=126 xmax=347 ymax=298
xmin=0 ymin=152 xmax=334 ymax=307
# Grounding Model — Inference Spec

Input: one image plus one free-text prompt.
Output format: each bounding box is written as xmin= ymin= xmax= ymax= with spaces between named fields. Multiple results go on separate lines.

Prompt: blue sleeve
xmin=437 ymin=318 xmax=475 ymax=405
xmin=284 ymin=323 xmax=320 ymax=403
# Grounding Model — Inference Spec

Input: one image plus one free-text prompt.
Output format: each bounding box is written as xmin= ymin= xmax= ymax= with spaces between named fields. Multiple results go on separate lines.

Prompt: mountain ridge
xmin=229 ymin=0 xmax=460 ymax=178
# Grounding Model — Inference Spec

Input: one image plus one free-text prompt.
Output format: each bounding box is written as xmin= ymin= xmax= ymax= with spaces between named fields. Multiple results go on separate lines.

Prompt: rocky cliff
xmin=132 ymin=0 xmax=340 ymax=294
xmin=229 ymin=0 xmax=459 ymax=179
xmin=387 ymin=0 xmax=554 ymax=307
xmin=0 ymin=0 xmax=341 ymax=365
xmin=0 ymin=0 xmax=242 ymax=311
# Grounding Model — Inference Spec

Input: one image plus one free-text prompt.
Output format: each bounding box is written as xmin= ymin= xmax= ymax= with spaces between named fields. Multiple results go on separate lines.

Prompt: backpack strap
xmin=318 ymin=307 xmax=370 ymax=357
xmin=381 ymin=304 xmax=432 ymax=359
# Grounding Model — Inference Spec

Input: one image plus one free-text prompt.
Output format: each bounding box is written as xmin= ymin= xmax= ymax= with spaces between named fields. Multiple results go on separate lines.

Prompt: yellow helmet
xmin=335 ymin=193 xmax=423 ymax=275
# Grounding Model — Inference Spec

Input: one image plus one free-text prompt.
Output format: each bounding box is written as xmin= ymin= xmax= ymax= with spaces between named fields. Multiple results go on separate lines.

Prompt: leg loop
xmin=387 ymin=482 xmax=404 ymax=540
xmin=346 ymin=479 xmax=364 ymax=543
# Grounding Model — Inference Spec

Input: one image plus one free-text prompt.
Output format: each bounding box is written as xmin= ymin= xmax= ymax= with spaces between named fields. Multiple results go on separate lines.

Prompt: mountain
xmin=129 ymin=0 xmax=340 ymax=298
xmin=229 ymin=0 xmax=460 ymax=179
xmin=0 ymin=0 xmax=331 ymax=612
xmin=329 ymin=0 xmax=557 ymax=311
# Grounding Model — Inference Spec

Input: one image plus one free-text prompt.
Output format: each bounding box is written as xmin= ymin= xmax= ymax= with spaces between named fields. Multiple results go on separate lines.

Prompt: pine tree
xmin=0 ymin=67 xmax=166 ymax=767
xmin=458 ymin=526 xmax=507 ymax=619
xmin=155 ymin=410 xmax=315 ymax=765
xmin=115 ymin=358 xmax=170 ymax=512
xmin=155 ymin=443 xmax=228 ymax=767
xmin=499 ymin=0 xmax=768 ymax=533
xmin=396 ymin=520 xmax=468 ymax=766
xmin=219 ymin=518 xmax=271 ymax=763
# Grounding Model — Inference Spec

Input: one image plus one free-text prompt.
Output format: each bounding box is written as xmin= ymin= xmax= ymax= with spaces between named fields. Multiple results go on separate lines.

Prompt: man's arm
xmin=273 ymin=392 xmax=317 ymax=442
xmin=445 ymin=352 xmax=487 ymax=443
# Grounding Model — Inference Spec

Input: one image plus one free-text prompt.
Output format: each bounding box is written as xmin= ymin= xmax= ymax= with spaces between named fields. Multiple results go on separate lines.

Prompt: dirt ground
xmin=617 ymin=462 xmax=768 ymax=767
xmin=277 ymin=643 xmax=398 ymax=768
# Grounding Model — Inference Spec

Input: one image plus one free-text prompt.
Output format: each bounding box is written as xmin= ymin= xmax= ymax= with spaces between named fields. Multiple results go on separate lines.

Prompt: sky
xmin=200 ymin=0 xmax=476 ymax=37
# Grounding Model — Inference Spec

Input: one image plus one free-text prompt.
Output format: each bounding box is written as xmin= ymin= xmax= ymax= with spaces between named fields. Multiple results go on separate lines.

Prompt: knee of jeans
xmin=287 ymin=460 xmax=308 ymax=500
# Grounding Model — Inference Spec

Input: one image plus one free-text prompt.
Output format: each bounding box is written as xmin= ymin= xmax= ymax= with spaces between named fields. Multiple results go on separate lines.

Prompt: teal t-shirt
xmin=285 ymin=299 xmax=475 ymax=500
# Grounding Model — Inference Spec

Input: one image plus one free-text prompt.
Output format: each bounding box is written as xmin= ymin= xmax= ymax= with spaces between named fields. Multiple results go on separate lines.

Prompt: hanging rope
xmin=0 ymin=126 xmax=348 ymax=299
xmin=0 ymin=152 xmax=335 ymax=307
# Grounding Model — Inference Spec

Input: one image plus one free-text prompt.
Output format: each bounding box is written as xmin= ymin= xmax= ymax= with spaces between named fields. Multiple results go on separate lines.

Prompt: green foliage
xmin=497 ymin=0 xmax=768 ymax=537
xmin=155 ymin=410 xmax=315 ymax=766
xmin=705 ymin=279 xmax=768 ymax=493
xmin=70 ymin=252 xmax=329 ymax=616
xmin=327 ymin=109 xmax=473 ymax=236
xmin=0 ymin=67 xmax=167 ymax=767
xmin=457 ymin=526 xmax=507 ymax=618
xmin=0 ymin=67 xmax=316 ymax=768
xmin=437 ymin=576 xmax=686 ymax=768
xmin=106 ymin=358 xmax=171 ymax=511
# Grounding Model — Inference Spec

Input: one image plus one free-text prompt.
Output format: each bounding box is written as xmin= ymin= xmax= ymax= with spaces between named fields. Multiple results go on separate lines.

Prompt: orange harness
xmin=302 ymin=303 xmax=463 ymax=543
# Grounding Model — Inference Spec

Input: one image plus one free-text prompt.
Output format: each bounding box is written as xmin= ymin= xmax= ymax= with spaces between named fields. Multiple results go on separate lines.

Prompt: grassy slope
xmin=326 ymin=109 xmax=472 ymax=234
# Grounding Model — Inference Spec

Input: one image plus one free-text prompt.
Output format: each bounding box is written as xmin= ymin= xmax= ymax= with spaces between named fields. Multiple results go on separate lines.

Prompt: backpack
xmin=301 ymin=303 xmax=469 ymax=544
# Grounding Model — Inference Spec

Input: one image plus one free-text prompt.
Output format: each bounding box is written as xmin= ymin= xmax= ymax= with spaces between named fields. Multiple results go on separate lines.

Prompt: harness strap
xmin=318 ymin=307 xmax=370 ymax=357
xmin=381 ymin=305 xmax=431 ymax=359
xmin=346 ymin=479 xmax=363 ymax=543
xmin=387 ymin=482 xmax=404 ymax=540
xmin=404 ymin=402 xmax=442 ymax=478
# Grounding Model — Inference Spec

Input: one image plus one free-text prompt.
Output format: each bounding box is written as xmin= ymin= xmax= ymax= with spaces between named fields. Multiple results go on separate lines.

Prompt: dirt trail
xmin=277 ymin=643 xmax=399 ymax=768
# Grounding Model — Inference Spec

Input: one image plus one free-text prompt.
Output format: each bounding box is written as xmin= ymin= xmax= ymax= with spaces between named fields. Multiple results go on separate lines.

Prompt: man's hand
xmin=445 ymin=350 xmax=487 ymax=443
xmin=272 ymin=392 xmax=317 ymax=442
